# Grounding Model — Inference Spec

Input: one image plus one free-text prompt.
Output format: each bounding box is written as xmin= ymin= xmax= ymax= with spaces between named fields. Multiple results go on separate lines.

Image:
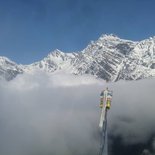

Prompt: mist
xmin=0 ymin=71 xmax=155 ymax=155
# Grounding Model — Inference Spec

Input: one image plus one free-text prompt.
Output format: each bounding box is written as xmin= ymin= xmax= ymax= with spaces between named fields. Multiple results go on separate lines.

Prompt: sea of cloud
xmin=0 ymin=71 xmax=155 ymax=155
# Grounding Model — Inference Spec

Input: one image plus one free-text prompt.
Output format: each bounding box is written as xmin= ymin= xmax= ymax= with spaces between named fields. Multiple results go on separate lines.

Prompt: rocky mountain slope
xmin=0 ymin=57 xmax=23 ymax=80
xmin=0 ymin=34 xmax=155 ymax=81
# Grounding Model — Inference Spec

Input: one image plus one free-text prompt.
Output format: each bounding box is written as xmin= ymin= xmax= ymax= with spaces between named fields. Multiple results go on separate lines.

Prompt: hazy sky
xmin=0 ymin=0 xmax=155 ymax=64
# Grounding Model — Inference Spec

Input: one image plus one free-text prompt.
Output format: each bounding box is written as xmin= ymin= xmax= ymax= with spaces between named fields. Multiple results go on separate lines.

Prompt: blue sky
xmin=0 ymin=0 xmax=155 ymax=64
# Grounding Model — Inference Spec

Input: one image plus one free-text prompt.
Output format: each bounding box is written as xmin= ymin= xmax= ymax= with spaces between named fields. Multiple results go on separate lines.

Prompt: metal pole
xmin=99 ymin=88 xmax=112 ymax=155
xmin=99 ymin=109 xmax=108 ymax=155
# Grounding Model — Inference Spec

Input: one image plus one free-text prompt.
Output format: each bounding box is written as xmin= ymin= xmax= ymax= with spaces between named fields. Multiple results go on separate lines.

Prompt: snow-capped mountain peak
xmin=48 ymin=49 xmax=64 ymax=57
xmin=0 ymin=56 xmax=23 ymax=80
xmin=99 ymin=34 xmax=120 ymax=41
xmin=0 ymin=56 xmax=15 ymax=65
xmin=1 ymin=34 xmax=155 ymax=81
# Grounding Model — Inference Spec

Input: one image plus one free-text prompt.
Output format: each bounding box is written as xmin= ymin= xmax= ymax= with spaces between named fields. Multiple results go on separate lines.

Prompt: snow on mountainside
xmin=0 ymin=57 xmax=23 ymax=80
xmin=116 ymin=36 xmax=155 ymax=80
xmin=1 ymin=34 xmax=155 ymax=81
xmin=25 ymin=49 xmax=78 ymax=73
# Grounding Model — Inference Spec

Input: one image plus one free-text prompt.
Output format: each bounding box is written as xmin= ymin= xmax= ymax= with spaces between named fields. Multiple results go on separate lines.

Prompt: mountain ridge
xmin=0 ymin=34 xmax=155 ymax=81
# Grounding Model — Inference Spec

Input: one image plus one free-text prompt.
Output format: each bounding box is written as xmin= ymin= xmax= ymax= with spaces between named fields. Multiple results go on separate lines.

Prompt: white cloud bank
xmin=0 ymin=71 xmax=155 ymax=155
